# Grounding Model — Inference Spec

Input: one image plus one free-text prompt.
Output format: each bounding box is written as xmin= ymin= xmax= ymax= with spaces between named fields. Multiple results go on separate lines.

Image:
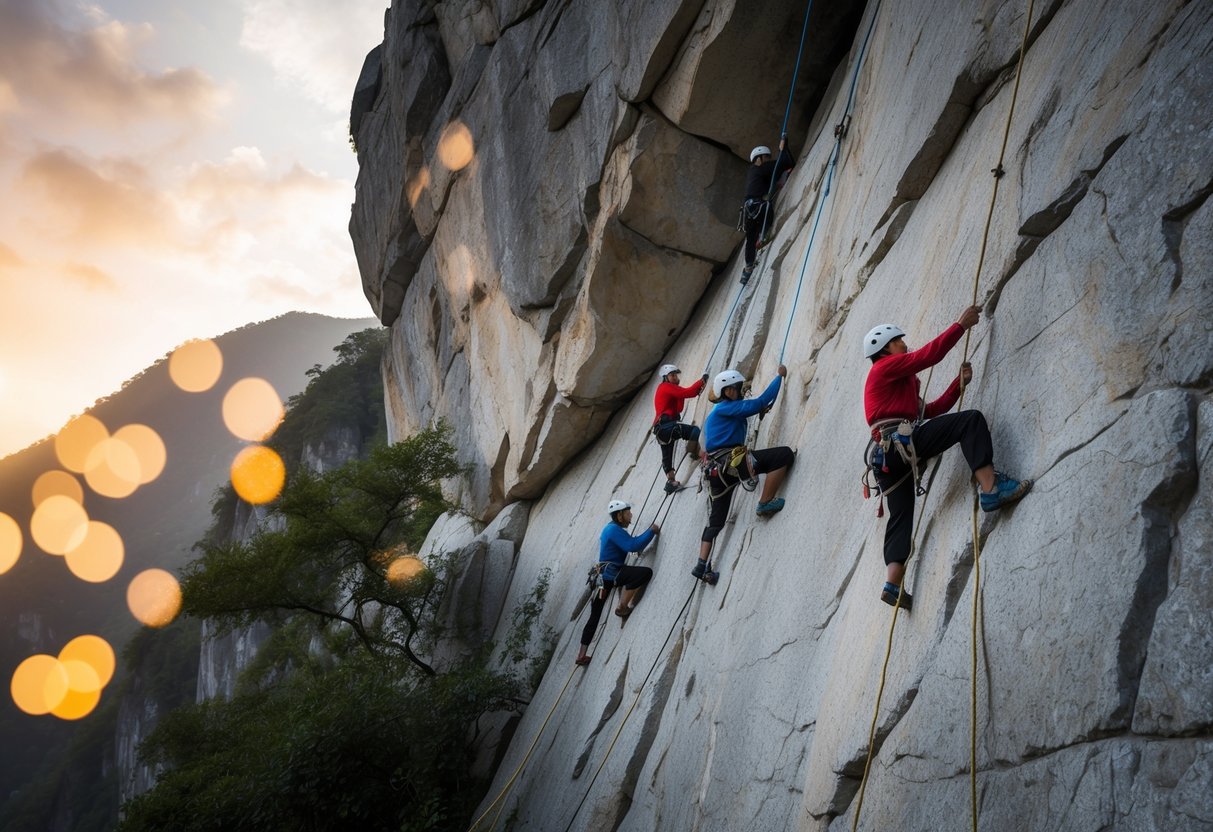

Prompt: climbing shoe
xmin=664 ymin=480 xmax=686 ymax=495
xmin=755 ymin=497 xmax=785 ymax=516
xmin=574 ymin=654 xmax=592 ymax=667
xmin=979 ymin=472 xmax=1032 ymax=513
xmin=614 ymin=606 xmax=632 ymax=619
xmin=691 ymin=560 xmax=719 ymax=585
xmin=740 ymin=264 xmax=754 ymax=284
xmin=880 ymin=582 xmax=913 ymax=612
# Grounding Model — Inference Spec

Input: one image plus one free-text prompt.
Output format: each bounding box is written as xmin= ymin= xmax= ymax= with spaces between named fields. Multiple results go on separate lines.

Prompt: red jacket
xmin=653 ymin=378 xmax=705 ymax=425
xmin=864 ymin=323 xmax=964 ymax=426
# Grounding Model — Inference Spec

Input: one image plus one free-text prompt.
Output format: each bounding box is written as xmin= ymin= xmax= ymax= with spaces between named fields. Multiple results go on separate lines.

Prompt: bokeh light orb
xmin=112 ymin=424 xmax=166 ymax=484
xmin=50 ymin=686 xmax=101 ymax=720
xmin=65 ymin=521 xmax=124 ymax=583
xmin=10 ymin=654 xmax=69 ymax=715
xmin=406 ymin=168 xmax=430 ymax=209
xmin=32 ymin=470 xmax=84 ymax=508
xmin=59 ymin=635 xmax=115 ymax=689
xmin=30 ymin=495 xmax=88 ymax=555
xmin=222 ymin=378 xmax=284 ymax=442
xmin=0 ymin=512 xmax=21 ymax=575
xmin=437 ymin=121 xmax=475 ymax=171
xmin=126 ymin=569 xmax=182 ymax=627
xmin=169 ymin=339 xmax=223 ymax=392
xmin=387 ymin=555 xmax=426 ymax=587
xmin=60 ymin=659 xmax=102 ymax=695
xmin=54 ymin=414 xmax=108 ymax=474
xmin=83 ymin=437 xmax=141 ymax=499
xmin=230 ymin=445 xmax=286 ymax=505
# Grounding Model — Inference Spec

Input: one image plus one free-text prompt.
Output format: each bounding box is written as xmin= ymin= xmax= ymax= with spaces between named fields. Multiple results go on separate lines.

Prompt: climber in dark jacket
xmin=740 ymin=136 xmax=795 ymax=282
xmin=575 ymin=499 xmax=658 ymax=666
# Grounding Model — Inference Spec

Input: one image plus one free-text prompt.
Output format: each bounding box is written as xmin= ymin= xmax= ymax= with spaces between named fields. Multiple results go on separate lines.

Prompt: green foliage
xmin=270 ymin=327 xmax=388 ymax=467
xmin=121 ymin=426 xmax=541 ymax=832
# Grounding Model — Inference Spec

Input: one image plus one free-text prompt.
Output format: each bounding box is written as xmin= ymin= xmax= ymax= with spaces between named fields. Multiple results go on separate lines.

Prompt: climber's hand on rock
xmin=777 ymin=364 xmax=787 ymax=377
xmin=957 ymin=305 xmax=981 ymax=330
xmin=960 ymin=362 xmax=973 ymax=385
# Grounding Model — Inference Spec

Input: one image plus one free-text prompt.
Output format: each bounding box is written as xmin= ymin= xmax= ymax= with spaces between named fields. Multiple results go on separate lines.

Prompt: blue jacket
xmin=703 ymin=376 xmax=782 ymax=451
xmin=599 ymin=522 xmax=655 ymax=582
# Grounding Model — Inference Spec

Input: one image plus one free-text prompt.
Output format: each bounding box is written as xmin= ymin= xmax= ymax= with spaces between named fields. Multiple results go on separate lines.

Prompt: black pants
xmin=700 ymin=446 xmax=795 ymax=542
xmin=581 ymin=565 xmax=652 ymax=646
xmin=743 ymin=200 xmax=773 ymax=267
xmin=875 ymin=411 xmax=993 ymax=566
xmin=654 ymin=420 xmax=701 ymax=474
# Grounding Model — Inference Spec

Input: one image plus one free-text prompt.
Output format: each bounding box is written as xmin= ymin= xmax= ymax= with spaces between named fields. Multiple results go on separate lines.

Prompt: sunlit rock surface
xmin=356 ymin=0 xmax=1213 ymax=828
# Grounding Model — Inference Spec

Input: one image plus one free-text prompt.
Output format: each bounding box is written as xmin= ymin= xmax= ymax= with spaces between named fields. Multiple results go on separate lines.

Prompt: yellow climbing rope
xmin=850 ymin=1 xmax=1035 ymax=829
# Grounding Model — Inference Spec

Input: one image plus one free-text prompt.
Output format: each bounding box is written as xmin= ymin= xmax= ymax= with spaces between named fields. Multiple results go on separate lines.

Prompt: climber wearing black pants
xmin=575 ymin=499 xmax=657 ymax=666
xmin=740 ymin=135 xmax=795 ymax=282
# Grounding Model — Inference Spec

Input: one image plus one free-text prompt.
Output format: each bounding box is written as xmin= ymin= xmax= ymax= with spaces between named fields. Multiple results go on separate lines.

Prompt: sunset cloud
xmin=0 ymin=0 xmax=225 ymax=129
xmin=0 ymin=241 xmax=24 ymax=269
xmin=63 ymin=261 xmax=119 ymax=291
xmin=239 ymin=0 xmax=387 ymax=112
xmin=16 ymin=149 xmax=175 ymax=246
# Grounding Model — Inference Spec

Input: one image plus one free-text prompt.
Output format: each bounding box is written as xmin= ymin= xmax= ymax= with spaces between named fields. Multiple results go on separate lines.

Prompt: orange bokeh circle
xmin=126 ymin=569 xmax=182 ymax=627
xmin=113 ymin=424 xmax=167 ymax=484
xmin=230 ymin=445 xmax=286 ymax=505
xmin=64 ymin=521 xmax=124 ymax=583
xmin=30 ymin=495 xmax=88 ymax=555
xmin=222 ymin=378 xmax=284 ymax=442
xmin=0 ymin=512 xmax=21 ymax=575
xmin=32 ymin=470 xmax=84 ymax=508
xmin=10 ymin=654 xmax=69 ymax=715
xmin=54 ymin=414 xmax=108 ymax=474
xmin=169 ymin=339 xmax=223 ymax=392
xmin=59 ymin=635 xmax=116 ymax=689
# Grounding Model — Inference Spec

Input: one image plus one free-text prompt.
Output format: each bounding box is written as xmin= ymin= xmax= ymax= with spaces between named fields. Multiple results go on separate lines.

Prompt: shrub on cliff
xmin=119 ymin=426 xmax=537 ymax=831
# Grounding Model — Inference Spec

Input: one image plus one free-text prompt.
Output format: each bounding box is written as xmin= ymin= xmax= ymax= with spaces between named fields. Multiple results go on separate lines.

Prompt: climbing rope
xmin=560 ymin=582 xmax=698 ymax=832
xmin=850 ymin=1 xmax=1035 ymax=829
xmin=778 ymin=0 xmax=883 ymax=364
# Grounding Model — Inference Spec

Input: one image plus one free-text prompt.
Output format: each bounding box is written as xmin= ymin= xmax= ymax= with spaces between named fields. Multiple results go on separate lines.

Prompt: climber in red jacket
xmin=864 ymin=304 xmax=1031 ymax=612
xmin=652 ymin=364 xmax=706 ymax=494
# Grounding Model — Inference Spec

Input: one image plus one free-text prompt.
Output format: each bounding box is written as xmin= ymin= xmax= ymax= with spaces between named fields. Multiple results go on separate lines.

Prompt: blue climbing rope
xmin=777 ymin=0 xmax=883 ymax=363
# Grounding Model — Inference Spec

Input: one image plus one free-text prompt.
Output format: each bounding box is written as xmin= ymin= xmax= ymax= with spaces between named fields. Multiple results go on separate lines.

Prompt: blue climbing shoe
xmin=740 ymin=264 xmax=754 ymax=284
xmin=979 ymin=472 xmax=1032 ymax=513
xmin=881 ymin=582 xmax=912 ymax=612
xmin=755 ymin=497 xmax=785 ymax=516
xmin=691 ymin=560 xmax=719 ymax=585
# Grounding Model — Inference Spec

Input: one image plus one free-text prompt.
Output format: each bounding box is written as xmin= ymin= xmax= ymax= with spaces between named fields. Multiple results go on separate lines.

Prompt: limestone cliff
xmin=351 ymin=0 xmax=1213 ymax=829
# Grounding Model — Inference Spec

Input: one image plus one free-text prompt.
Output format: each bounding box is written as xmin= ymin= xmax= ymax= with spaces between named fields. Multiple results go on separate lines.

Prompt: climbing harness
xmin=850 ymin=1 xmax=1036 ymax=830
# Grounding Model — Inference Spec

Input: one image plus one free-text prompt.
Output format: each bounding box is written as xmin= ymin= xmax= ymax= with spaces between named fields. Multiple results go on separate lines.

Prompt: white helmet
xmin=750 ymin=145 xmax=772 ymax=162
xmin=658 ymin=364 xmax=680 ymax=379
xmin=607 ymin=499 xmax=631 ymax=516
xmin=713 ymin=369 xmax=746 ymax=398
xmin=863 ymin=324 xmax=906 ymax=358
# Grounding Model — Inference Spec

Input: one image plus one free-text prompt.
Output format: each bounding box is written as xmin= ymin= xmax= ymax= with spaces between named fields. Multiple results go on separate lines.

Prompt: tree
xmin=120 ymin=426 xmax=539 ymax=831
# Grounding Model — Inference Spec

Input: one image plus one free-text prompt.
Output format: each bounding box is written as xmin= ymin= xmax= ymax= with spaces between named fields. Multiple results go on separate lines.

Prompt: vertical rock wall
xmin=354 ymin=0 xmax=1213 ymax=829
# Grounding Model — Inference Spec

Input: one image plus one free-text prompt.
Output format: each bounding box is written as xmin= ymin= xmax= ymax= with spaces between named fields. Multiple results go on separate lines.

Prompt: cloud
xmin=239 ymin=0 xmax=387 ymax=112
xmin=16 ymin=148 xmax=176 ymax=246
xmin=63 ymin=261 xmax=119 ymax=291
xmin=0 ymin=0 xmax=225 ymax=127
xmin=0 ymin=241 xmax=24 ymax=269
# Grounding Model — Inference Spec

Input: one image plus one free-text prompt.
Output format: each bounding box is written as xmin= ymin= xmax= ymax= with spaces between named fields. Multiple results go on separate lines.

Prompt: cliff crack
xmin=986 ymin=133 xmax=1129 ymax=316
xmin=574 ymin=657 xmax=630 ymax=778
xmin=1162 ymin=177 xmax=1213 ymax=295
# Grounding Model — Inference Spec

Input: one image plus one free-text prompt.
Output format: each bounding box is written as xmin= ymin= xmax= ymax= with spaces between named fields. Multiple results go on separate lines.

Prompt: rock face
xmin=355 ymin=0 xmax=1213 ymax=829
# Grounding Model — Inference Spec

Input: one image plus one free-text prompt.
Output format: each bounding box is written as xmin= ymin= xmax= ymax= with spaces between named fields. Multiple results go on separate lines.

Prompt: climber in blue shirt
xmin=692 ymin=366 xmax=795 ymax=585
xmin=575 ymin=499 xmax=659 ymax=666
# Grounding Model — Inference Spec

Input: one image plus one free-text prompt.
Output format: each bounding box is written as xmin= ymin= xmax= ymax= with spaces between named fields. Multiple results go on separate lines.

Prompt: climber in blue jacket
xmin=575 ymin=499 xmax=659 ymax=666
xmin=692 ymin=366 xmax=795 ymax=584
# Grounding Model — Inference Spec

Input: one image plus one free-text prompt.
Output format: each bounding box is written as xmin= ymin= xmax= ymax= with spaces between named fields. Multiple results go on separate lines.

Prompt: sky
xmin=0 ymin=0 xmax=389 ymax=457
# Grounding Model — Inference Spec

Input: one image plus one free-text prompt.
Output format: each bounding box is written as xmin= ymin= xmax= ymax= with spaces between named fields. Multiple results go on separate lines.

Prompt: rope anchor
xmin=833 ymin=114 xmax=852 ymax=139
